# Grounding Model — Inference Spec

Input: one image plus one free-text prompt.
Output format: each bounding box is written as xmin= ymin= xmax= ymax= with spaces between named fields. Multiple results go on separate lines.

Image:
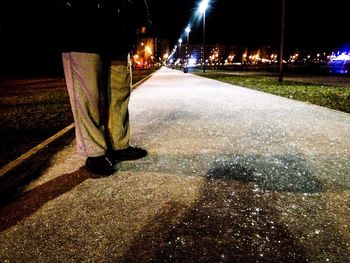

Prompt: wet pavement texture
xmin=0 ymin=67 xmax=349 ymax=262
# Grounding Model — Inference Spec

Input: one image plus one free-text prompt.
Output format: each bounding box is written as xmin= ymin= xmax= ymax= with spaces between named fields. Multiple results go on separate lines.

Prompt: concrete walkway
xmin=1 ymin=67 xmax=349 ymax=262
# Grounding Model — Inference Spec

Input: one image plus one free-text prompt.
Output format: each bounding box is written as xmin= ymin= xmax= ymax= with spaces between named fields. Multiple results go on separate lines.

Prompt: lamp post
xmin=279 ymin=0 xmax=286 ymax=82
xmin=199 ymin=0 xmax=209 ymax=73
xmin=174 ymin=45 xmax=177 ymax=61
xmin=185 ymin=25 xmax=191 ymax=64
xmin=172 ymin=45 xmax=177 ymax=67
xmin=178 ymin=38 xmax=183 ymax=65
xmin=185 ymin=25 xmax=191 ymax=45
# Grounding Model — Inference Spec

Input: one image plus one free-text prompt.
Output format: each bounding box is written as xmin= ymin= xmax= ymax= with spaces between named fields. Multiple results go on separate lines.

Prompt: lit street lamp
xmin=178 ymin=38 xmax=183 ymax=64
xmin=185 ymin=25 xmax=191 ymax=44
xmin=199 ymin=0 xmax=209 ymax=73
xmin=185 ymin=25 xmax=191 ymax=64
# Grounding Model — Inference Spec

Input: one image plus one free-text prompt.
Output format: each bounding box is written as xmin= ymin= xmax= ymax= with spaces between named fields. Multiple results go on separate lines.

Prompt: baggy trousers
xmin=62 ymin=52 xmax=132 ymax=157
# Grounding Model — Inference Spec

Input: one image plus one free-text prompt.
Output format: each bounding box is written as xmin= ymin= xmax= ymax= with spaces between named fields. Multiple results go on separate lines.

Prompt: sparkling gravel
xmin=0 ymin=67 xmax=349 ymax=262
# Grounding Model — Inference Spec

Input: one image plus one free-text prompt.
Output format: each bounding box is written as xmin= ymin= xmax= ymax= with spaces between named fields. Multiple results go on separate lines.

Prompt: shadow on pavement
xmin=120 ymin=153 xmax=325 ymax=194
xmin=120 ymin=154 xmax=349 ymax=262
xmin=207 ymin=154 xmax=324 ymax=193
xmin=0 ymin=127 xmax=75 ymax=201
xmin=121 ymin=176 xmax=307 ymax=262
xmin=0 ymin=166 xmax=94 ymax=232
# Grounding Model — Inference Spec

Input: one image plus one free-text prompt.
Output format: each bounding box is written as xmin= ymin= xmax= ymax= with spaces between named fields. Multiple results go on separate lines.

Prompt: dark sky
xmin=148 ymin=0 xmax=350 ymax=51
xmin=1 ymin=0 xmax=349 ymax=50
xmin=0 ymin=0 xmax=349 ymax=74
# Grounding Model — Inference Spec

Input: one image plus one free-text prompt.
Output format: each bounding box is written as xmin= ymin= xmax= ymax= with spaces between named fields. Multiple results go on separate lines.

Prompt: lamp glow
xmin=199 ymin=0 xmax=209 ymax=13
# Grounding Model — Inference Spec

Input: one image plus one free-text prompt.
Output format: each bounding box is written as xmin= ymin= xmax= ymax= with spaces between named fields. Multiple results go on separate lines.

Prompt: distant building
xmin=167 ymin=41 xmax=340 ymax=69
xmin=177 ymin=44 xmax=226 ymax=65
xmin=154 ymin=38 xmax=170 ymax=62
xmin=132 ymin=26 xmax=170 ymax=68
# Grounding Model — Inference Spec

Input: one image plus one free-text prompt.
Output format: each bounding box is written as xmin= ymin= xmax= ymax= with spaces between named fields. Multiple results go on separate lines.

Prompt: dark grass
xmin=0 ymin=68 xmax=157 ymax=168
xmin=194 ymin=70 xmax=350 ymax=114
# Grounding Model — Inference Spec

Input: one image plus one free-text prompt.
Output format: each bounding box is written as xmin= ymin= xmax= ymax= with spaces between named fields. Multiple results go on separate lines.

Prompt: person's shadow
xmin=121 ymin=178 xmax=308 ymax=262
xmin=120 ymin=154 xmax=349 ymax=262
xmin=0 ymin=166 xmax=94 ymax=232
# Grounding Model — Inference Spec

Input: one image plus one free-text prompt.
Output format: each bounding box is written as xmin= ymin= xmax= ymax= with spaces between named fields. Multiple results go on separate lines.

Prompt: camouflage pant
xmin=62 ymin=52 xmax=131 ymax=157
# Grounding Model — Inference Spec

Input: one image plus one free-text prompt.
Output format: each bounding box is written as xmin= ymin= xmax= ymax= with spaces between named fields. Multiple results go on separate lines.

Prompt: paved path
xmin=1 ymin=67 xmax=350 ymax=262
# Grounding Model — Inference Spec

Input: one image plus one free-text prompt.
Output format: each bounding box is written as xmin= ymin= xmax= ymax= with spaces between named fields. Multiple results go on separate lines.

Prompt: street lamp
xmin=199 ymin=0 xmax=209 ymax=73
xmin=185 ymin=25 xmax=191 ymax=44
xmin=279 ymin=0 xmax=286 ymax=82
xmin=178 ymin=38 xmax=183 ymax=65
xmin=185 ymin=25 xmax=191 ymax=64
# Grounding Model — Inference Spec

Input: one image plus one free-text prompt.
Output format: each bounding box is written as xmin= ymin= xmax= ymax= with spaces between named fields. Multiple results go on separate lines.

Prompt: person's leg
xmin=107 ymin=55 xmax=132 ymax=150
xmin=62 ymin=52 xmax=115 ymax=174
xmin=107 ymin=54 xmax=147 ymax=161
xmin=62 ymin=52 xmax=107 ymax=156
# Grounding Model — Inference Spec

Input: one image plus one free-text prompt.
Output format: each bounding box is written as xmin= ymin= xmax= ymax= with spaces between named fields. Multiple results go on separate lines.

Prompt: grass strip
xmin=195 ymin=72 xmax=350 ymax=113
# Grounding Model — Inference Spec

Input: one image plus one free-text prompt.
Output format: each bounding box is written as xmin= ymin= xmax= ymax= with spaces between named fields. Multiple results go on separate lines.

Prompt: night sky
xmin=149 ymin=0 xmax=349 ymax=51
xmin=0 ymin=0 xmax=349 ymax=74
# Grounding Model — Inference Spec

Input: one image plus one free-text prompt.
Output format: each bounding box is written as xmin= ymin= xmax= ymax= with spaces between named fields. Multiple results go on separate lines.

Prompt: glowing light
xmin=332 ymin=53 xmax=350 ymax=61
xmin=188 ymin=58 xmax=197 ymax=67
xmin=185 ymin=26 xmax=191 ymax=33
xmin=145 ymin=46 xmax=152 ymax=55
xmin=199 ymin=0 xmax=209 ymax=13
xmin=328 ymin=51 xmax=350 ymax=74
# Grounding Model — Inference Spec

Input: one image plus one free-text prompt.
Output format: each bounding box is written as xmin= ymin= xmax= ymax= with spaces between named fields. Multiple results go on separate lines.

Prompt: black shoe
xmin=86 ymin=155 xmax=115 ymax=176
xmin=110 ymin=146 xmax=147 ymax=161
